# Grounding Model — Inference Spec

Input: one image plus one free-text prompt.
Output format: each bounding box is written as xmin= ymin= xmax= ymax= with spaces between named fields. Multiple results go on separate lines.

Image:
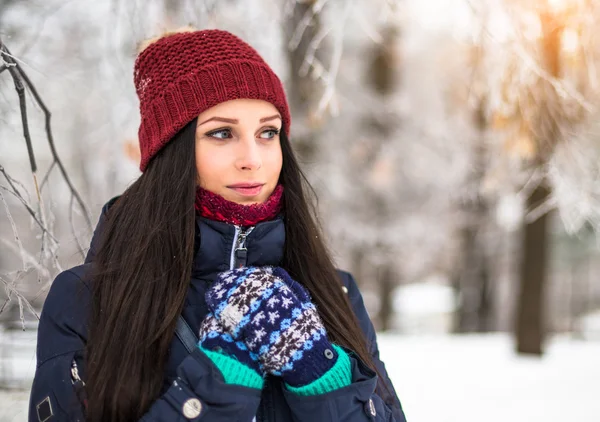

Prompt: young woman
xmin=28 ymin=28 xmax=406 ymax=422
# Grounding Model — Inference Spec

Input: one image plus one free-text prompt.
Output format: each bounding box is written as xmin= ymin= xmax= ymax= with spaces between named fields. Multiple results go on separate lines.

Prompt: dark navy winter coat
xmin=29 ymin=199 xmax=407 ymax=421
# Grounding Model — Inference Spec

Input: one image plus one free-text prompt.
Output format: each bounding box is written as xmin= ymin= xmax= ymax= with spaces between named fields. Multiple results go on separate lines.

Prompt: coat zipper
xmin=230 ymin=225 xmax=262 ymax=420
xmin=229 ymin=226 xmax=254 ymax=269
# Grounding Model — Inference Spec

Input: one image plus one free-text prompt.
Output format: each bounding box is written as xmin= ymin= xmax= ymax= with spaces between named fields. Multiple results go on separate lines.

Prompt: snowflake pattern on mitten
xmin=206 ymin=266 xmax=338 ymax=387
xmin=198 ymin=312 xmax=261 ymax=373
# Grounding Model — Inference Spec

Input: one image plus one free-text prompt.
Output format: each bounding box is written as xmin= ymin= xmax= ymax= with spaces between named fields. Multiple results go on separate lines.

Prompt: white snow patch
xmin=379 ymin=333 xmax=600 ymax=422
xmin=577 ymin=310 xmax=600 ymax=341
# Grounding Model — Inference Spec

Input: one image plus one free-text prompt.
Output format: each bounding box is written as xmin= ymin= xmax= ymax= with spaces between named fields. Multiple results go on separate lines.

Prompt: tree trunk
xmin=366 ymin=25 xmax=401 ymax=331
xmin=477 ymin=259 xmax=493 ymax=332
xmin=452 ymin=105 xmax=495 ymax=333
xmin=350 ymin=247 xmax=367 ymax=288
xmin=515 ymin=183 xmax=551 ymax=355
xmin=452 ymin=226 xmax=477 ymax=333
xmin=378 ymin=265 xmax=395 ymax=332
xmin=452 ymin=218 xmax=494 ymax=333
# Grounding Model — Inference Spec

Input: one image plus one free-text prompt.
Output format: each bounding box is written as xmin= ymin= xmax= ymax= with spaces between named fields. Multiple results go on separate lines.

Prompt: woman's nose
xmin=235 ymin=135 xmax=262 ymax=171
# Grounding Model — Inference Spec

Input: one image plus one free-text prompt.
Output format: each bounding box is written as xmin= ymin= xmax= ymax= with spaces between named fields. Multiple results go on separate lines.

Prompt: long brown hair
xmin=85 ymin=122 xmax=388 ymax=421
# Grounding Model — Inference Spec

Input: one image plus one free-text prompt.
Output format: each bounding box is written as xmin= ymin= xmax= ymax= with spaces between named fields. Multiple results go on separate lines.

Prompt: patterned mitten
xmin=205 ymin=266 xmax=339 ymax=387
xmin=198 ymin=312 xmax=264 ymax=389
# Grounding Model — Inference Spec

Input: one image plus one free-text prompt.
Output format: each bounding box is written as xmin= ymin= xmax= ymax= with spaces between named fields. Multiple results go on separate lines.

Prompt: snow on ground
xmin=0 ymin=332 xmax=599 ymax=421
xmin=380 ymin=334 xmax=600 ymax=422
xmin=0 ymin=390 xmax=29 ymax=422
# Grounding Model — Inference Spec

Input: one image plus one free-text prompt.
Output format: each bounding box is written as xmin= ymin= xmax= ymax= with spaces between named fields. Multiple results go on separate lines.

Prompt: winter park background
xmin=1 ymin=0 xmax=600 ymax=420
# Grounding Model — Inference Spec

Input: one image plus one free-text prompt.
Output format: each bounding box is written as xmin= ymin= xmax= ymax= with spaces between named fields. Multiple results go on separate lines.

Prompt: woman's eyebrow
xmin=198 ymin=116 xmax=238 ymax=126
xmin=198 ymin=115 xmax=281 ymax=126
xmin=260 ymin=115 xmax=282 ymax=123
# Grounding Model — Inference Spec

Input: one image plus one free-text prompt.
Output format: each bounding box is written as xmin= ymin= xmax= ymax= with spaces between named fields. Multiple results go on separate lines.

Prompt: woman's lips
xmin=228 ymin=184 xmax=264 ymax=197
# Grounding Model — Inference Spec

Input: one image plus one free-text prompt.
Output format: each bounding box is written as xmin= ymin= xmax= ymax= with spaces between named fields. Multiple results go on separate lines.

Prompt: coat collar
xmin=192 ymin=217 xmax=285 ymax=279
xmin=85 ymin=197 xmax=285 ymax=279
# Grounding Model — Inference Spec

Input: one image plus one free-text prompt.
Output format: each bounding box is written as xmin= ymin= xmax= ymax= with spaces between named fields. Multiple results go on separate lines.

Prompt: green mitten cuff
xmin=285 ymin=344 xmax=352 ymax=396
xmin=200 ymin=346 xmax=264 ymax=389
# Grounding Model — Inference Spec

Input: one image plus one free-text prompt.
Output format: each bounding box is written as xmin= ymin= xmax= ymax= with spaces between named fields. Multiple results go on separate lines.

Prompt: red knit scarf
xmin=195 ymin=185 xmax=284 ymax=226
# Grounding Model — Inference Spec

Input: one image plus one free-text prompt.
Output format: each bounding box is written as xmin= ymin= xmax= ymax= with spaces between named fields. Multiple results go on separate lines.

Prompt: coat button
xmin=182 ymin=398 xmax=202 ymax=419
xmin=366 ymin=398 xmax=376 ymax=417
xmin=324 ymin=349 xmax=335 ymax=359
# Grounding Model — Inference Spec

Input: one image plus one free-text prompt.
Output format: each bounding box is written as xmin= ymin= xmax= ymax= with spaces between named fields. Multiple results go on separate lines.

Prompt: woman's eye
xmin=259 ymin=128 xmax=280 ymax=139
xmin=207 ymin=129 xmax=232 ymax=139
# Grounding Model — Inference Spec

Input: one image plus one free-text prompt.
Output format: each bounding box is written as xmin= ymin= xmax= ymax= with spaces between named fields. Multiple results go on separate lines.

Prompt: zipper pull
xmin=71 ymin=359 xmax=84 ymax=385
xmin=231 ymin=227 xmax=254 ymax=269
xmin=235 ymin=247 xmax=248 ymax=268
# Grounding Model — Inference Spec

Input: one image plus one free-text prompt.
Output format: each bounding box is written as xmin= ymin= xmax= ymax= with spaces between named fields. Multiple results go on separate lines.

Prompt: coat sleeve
xmin=280 ymin=271 xmax=407 ymax=422
xmin=28 ymin=269 xmax=261 ymax=422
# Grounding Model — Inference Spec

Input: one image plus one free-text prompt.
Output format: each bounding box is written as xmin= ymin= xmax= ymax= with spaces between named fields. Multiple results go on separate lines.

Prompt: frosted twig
xmin=299 ymin=25 xmax=332 ymax=77
xmin=0 ymin=40 xmax=92 ymax=230
xmin=69 ymin=194 xmax=86 ymax=258
xmin=0 ymin=274 xmax=40 ymax=323
xmin=0 ymin=163 xmax=30 ymax=203
xmin=288 ymin=0 xmax=330 ymax=50
xmin=525 ymin=195 xmax=558 ymax=223
xmin=32 ymin=277 xmax=55 ymax=302
xmin=0 ymin=190 xmax=27 ymax=269
xmin=0 ymin=47 xmax=35 ymax=69
xmin=518 ymin=167 xmax=545 ymax=199
xmin=0 ymin=182 xmax=59 ymax=244
xmin=0 ymin=297 xmax=10 ymax=315
xmin=469 ymin=1 xmax=596 ymax=115
xmin=316 ymin=0 xmax=353 ymax=116
xmin=46 ymin=192 xmax=63 ymax=274
xmin=0 ymin=238 xmax=51 ymax=279
xmin=511 ymin=41 xmax=595 ymax=113
xmin=0 ymin=46 xmax=38 ymax=178
xmin=40 ymin=160 xmax=57 ymax=191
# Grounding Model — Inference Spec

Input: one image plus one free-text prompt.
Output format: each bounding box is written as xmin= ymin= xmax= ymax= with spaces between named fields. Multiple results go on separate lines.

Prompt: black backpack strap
xmin=175 ymin=315 xmax=199 ymax=354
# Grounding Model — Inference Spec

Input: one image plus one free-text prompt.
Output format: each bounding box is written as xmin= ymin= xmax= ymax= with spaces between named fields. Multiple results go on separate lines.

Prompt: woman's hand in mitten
xmin=198 ymin=312 xmax=261 ymax=373
xmin=198 ymin=312 xmax=264 ymax=389
xmin=205 ymin=266 xmax=339 ymax=388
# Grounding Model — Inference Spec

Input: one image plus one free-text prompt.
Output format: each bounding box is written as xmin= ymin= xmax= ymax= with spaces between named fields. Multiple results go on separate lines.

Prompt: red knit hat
xmin=134 ymin=29 xmax=291 ymax=172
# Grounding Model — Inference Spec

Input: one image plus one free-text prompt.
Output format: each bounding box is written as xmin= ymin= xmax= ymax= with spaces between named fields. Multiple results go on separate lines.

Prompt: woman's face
xmin=195 ymin=99 xmax=283 ymax=205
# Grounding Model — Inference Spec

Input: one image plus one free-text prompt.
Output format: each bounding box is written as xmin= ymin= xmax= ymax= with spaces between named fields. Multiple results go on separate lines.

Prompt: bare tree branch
xmin=288 ymin=0 xmax=330 ymax=51
xmin=39 ymin=160 xmax=57 ymax=191
xmin=0 ymin=274 xmax=40 ymax=325
xmin=0 ymin=189 xmax=27 ymax=269
xmin=525 ymin=193 xmax=558 ymax=223
xmin=0 ymin=238 xmax=51 ymax=280
xmin=0 ymin=37 xmax=94 ymax=320
xmin=0 ymin=45 xmax=38 ymax=176
xmin=0 ymin=39 xmax=92 ymax=231
xmin=0 ymin=165 xmax=59 ymax=244
xmin=315 ymin=0 xmax=353 ymax=116
xmin=69 ymin=194 xmax=86 ymax=258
